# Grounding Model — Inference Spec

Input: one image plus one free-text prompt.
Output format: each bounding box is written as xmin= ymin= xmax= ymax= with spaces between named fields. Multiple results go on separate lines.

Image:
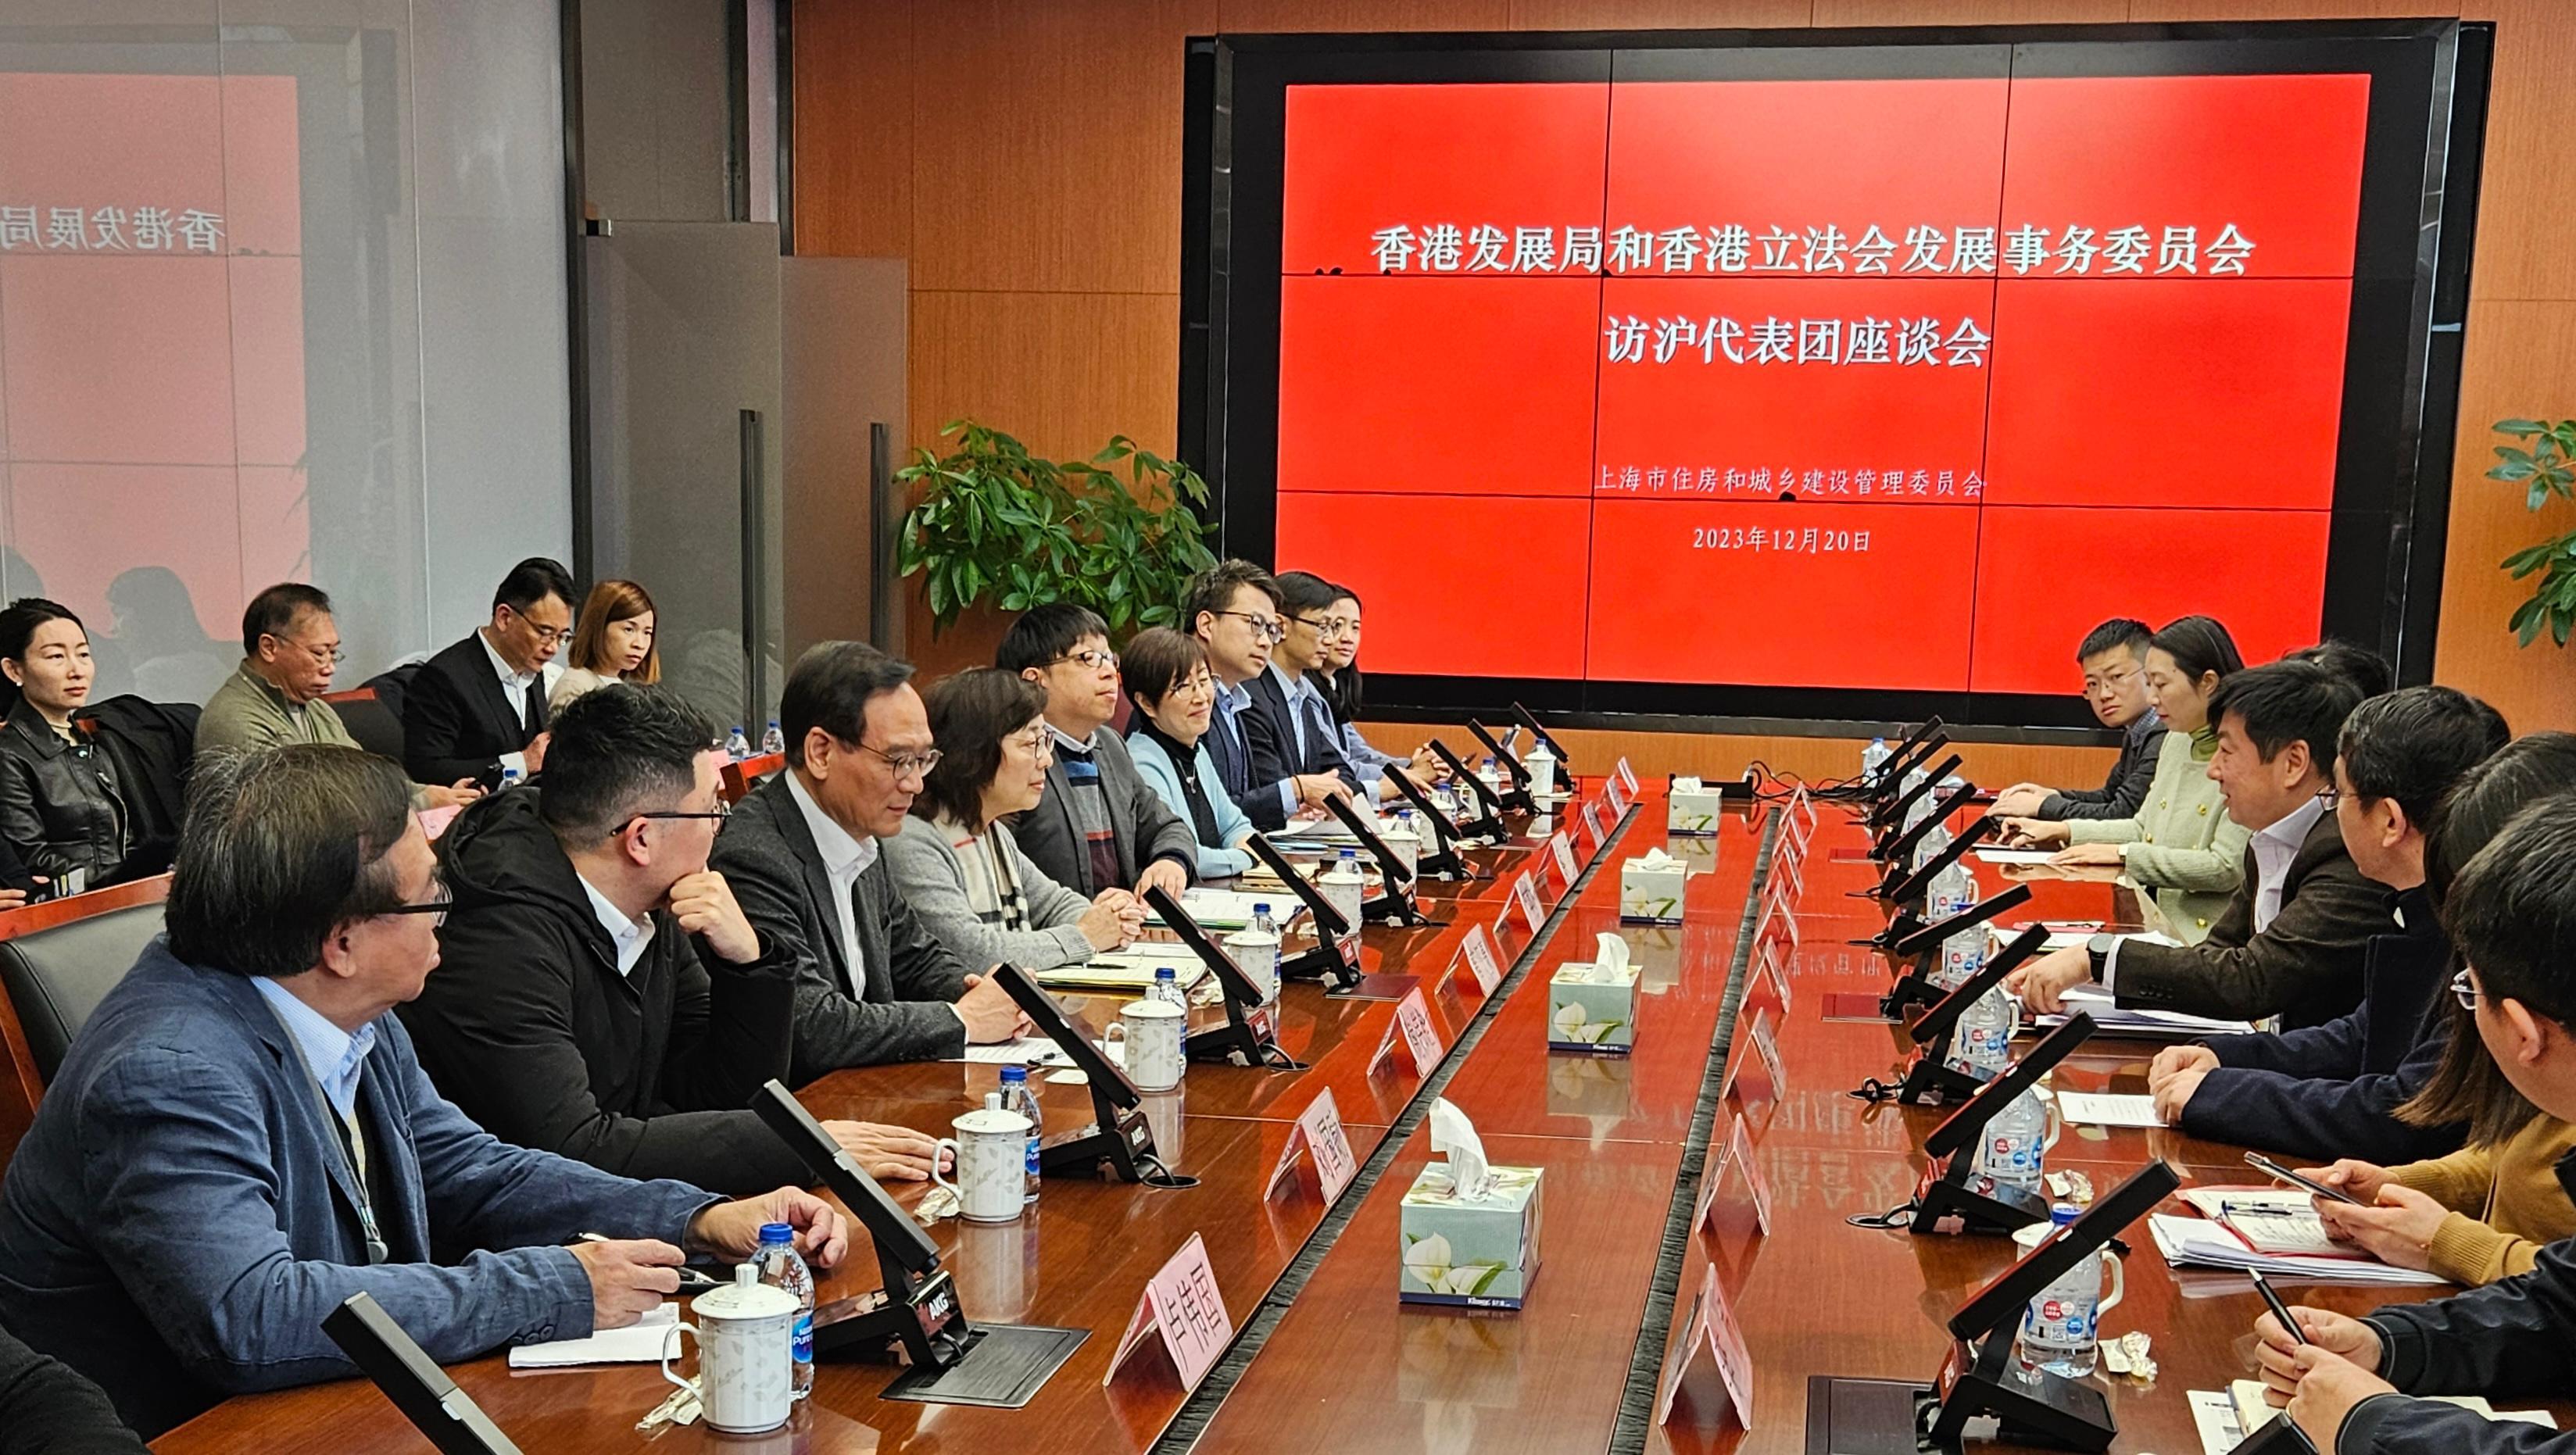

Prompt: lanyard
xmin=261 ymin=1000 xmax=391 ymax=1264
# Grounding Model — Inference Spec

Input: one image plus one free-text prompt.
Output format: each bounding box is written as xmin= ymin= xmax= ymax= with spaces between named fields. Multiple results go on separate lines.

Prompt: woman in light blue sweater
xmin=1121 ymin=628 xmax=1259 ymax=879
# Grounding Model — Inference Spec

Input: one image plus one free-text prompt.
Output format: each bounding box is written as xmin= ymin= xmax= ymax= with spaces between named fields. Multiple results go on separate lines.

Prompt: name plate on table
xmin=1723 ymin=1008 xmax=1786 ymax=1103
xmin=1773 ymin=838 xmax=1806 ymax=902
xmin=1789 ymin=785 xmax=1816 ymax=848
xmin=1511 ymin=871 xmax=1546 ymax=935
xmin=1104 ymin=1233 xmax=1233 ymax=1392
xmin=1265 ymin=1088 xmax=1358 ymax=1203
xmin=1615 ymin=756 xmax=1640 ymax=799
xmin=1744 ymin=940 xmax=1793 ymax=1017
xmin=1459 ymin=924 xmax=1504 ymax=996
xmin=1372 ymin=986 xmax=1446 ymax=1077
xmin=1581 ymin=801 xmax=1608 ymax=849
xmin=1655 ymin=1263 xmax=1755 ymax=1430
xmin=1548 ymin=831 xmax=1580 ymax=888
xmin=1755 ymin=896 xmax=1800 ymax=951
xmin=1606 ymin=778 xmax=1630 ymax=817
xmin=1693 ymin=1114 xmax=1773 ymax=1236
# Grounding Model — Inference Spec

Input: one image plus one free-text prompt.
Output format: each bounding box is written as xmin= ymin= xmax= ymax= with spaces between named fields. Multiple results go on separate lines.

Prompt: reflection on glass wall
xmin=0 ymin=2 xmax=571 ymax=702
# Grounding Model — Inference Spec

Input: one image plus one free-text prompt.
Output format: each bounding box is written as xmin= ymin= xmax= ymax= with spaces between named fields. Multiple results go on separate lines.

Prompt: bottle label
xmin=1026 ymin=1135 xmax=1042 ymax=1178
xmin=792 ymin=1309 xmax=814 ymax=1364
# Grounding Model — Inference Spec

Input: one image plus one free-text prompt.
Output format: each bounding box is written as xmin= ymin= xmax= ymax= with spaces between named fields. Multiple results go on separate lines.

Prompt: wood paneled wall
xmin=792 ymin=0 xmax=2576 ymax=765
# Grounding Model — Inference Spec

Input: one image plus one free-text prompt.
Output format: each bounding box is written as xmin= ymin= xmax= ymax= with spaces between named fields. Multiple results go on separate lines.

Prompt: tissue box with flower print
xmin=1548 ymin=931 xmax=1639 ymax=1054
xmin=1666 ymin=776 xmax=1725 ymax=837
xmin=1619 ymin=849 xmax=1687 ymax=924
xmin=1398 ymin=1164 xmax=1544 ymax=1310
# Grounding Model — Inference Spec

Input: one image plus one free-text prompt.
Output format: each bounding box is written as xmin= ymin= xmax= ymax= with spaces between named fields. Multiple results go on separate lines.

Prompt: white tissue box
xmin=1667 ymin=786 xmax=1725 ymax=837
xmin=1619 ymin=860 xmax=1687 ymax=924
xmin=1548 ymin=962 xmax=1640 ymax=1054
xmin=1399 ymin=1164 xmax=1544 ymax=1311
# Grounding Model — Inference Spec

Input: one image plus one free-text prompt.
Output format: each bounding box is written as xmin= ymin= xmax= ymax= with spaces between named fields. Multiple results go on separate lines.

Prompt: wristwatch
xmin=2086 ymin=932 xmax=2118 ymax=979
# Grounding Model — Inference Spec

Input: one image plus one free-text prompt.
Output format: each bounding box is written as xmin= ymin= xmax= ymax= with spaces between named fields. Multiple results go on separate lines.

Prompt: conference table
xmin=153 ymin=774 xmax=2550 ymax=1453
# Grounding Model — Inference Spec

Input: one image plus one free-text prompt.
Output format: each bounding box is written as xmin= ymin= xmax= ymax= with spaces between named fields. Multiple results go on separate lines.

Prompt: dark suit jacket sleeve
xmin=2112 ymin=853 xmax=2386 ymax=1023
xmin=2044 ymin=728 xmax=2163 ymax=820
xmin=2338 ymin=1397 xmax=2576 ymax=1455
xmin=1235 ymin=697 xmax=1294 ymax=831
xmin=2358 ymin=1239 xmax=2576 ymax=1437
xmin=2205 ymin=1006 xmax=2369 ymax=1080
xmin=406 ymin=902 xmax=803 ymax=1195
xmin=651 ymin=924 xmax=802 ymax=1124
xmin=402 ymin=658 xmax=503 ymax=789
xmin=713 ymin=840 xmax=966 ymax=1081
xmin=0 ymin=1325 xmax=147 ymax=1454
xmin=2177 ymin=1052 xmax=2465 ymax=1167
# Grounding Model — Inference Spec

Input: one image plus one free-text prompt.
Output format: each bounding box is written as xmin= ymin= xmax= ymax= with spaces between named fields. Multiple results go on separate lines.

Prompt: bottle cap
xmin=2049 ymin=1203 xmax=2080 ymax=1227
xmin=999 ymin=1063 xmax=1027 ymax=1082
xmin=758 ymin=1221 xmax=792 ymax=1243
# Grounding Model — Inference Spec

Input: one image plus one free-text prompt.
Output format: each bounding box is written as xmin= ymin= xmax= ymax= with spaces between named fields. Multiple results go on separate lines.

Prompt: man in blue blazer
xmin=0 ymin=744 xmax=846 ymax=1439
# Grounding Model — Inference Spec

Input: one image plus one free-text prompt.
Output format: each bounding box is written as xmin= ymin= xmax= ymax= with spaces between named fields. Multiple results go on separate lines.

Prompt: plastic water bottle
xmin=499 ymin=766 xmax=523 ymax=791
xmin=1862 ymin=735 xmax=1891 ymax=786
xmin=1973 ymin=1087 xmax=2055 ymax=1193
xmin=1900 ymin=768 xmax=1932 ymax=830
xmin=997 ymin=1064 xmax=1042 ymax=1204
xmin=1913 ymin=822 xmax=1952 ymax=875
xmin=1386 ymin=809 xmax=1422 ymax=876
xmin=1152 ymin=964 xmax=1182 ymax=1007
xmin=1928 ymin=864 xmax=1978 ymax=991
xmin=1322 ymin=849 xmax=1367 ymax=943
xmin=760 ymin=719 xmax=785 ymax=756
xmin=725 ymin=724 xmax=752 ymax=761
xmin=753 ymin=1222 xmax=815 ymax=1399
xmin=1946 ymin=983 xmax=2018 ymax=1078
xmin=2019 ymin=1204 xmax=2111 ymax=1377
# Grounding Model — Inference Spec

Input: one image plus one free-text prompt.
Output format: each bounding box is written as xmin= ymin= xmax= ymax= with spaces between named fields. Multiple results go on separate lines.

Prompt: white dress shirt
xmin=575 ymin=873 xmax=656 ymax=977
xmin=786 ymin=770 xmax=877 ymax=989
xmin=478 ymin=628 xmax=551 ymax=778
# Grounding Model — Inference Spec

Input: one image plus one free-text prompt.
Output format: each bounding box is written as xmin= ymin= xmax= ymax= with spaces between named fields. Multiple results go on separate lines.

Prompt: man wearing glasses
xmin=0 ymin=744 xmax=848 ymax=1439
xmin=403 ymin=683 xmax=942 ymax=1195
xmin=199 ymin=582 xmax=485 ymax=810
xmin=998 ymin=603 xmax=1197 ymax=903
xmin=714 ymin=641 xmax=1034 ymax=1079
xmin=1185 ymin=559 xmax=1347 ymax=832
xmin=402 ymin=556 xmax=574 ymax=791
xmin=2012 ymin=660 xmax=2387 ymax=1031
xmin=1991 ymin=617 xmax=2167 ymax=823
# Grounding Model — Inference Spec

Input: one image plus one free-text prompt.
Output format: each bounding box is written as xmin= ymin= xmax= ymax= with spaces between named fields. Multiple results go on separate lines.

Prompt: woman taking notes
xmin=883 ymin=667 xmax=1140 ymax=971
xmin=1998 ymin=614 xmax=2249 ymax=943
xmin=1122 ymin=627 xmax=1261 ymax=878
xmin=549 ymin=579 xmax=660 ymax=711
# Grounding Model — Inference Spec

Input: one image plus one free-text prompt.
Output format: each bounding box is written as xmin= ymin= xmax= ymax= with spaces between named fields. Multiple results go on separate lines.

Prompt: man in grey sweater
xmin=1991 ymin=617 xmax=2167 ymax=821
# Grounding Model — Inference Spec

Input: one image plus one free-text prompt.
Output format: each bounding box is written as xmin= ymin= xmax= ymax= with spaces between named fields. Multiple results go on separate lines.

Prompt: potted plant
xmin=2486 ymin=419 xmax=2576 ymax=647
xmin=894 ymin=420 xmax=1220 ymax=639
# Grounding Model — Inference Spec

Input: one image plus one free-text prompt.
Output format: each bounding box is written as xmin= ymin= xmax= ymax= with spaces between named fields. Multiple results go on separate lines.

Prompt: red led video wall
xmin=1269 ymin=73 xmax=2371 ymax=695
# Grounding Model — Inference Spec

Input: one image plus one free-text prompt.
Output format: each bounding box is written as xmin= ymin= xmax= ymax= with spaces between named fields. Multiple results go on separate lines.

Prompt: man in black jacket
xmin=711 ymin=642 xmax=1028 ymax=1082
xmin=2147 ymin=687 xmax=2510 ymax=1159
xmin=1247 ymin=572 xmax=1366 ymax=807
xmin=2011 ymin=660 xmax=2382 ymax=1030
xmin=402 ymin=557 xmax=572 ymax=790
xmin=1991 ymin=617 xmax=2167 ymax=822
xmin=2252 ymin=792 xmax=2576 ymax=1454
xmin=402 ymin=685 xmax=939 ymax=1194
xmin=0 ymin=1321 xmax=145 ymax=1453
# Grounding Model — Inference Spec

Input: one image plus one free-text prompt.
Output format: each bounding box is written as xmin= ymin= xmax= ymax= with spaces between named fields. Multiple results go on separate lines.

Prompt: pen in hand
xmin=579 ymin=1232 xmax=721 ymax=1291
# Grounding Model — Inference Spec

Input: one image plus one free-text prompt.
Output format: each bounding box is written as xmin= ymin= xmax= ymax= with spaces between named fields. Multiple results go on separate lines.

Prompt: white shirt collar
xmin=1046 ymin=722 xmax=1096 ymax=756
xmin=785 ymin=770 xmax=878 ymax=881
xmin=252 ymin=977 xmax=377 ymax=1117
xmin=574 ymin=872 xmax=656 ymax=977
xmin=2256 ymin=792 xmax=2328 ymax=856
xmin=1268 ymin=660 xmax=1319 ymax=705
xmin=478 ymin=627 xmax=537 ymax=692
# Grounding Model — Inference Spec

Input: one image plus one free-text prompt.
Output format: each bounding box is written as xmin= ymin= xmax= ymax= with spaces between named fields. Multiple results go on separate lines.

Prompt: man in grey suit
xmin=711 ymin=642 xmax=1029 ymax=1082
xmin=0 ymin=745 xmax=846 ymax=1439
xmin=996 ymin=604 xmax=1198 ymax=899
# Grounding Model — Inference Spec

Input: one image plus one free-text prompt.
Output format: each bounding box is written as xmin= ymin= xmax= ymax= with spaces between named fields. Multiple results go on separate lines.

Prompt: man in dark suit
xmin=997 ymin=604 xmax=1196 ymax=900
xmin=0 ymin=744 xmax=846 ymax=1439
xmin=711 ymin=641 xmax=1027 ymax=1082
xmin=1185 ymin=559 xmax=1344 ymax=832
xmin=2147 ymin=687 xmax=2513 ymax=1160
xmin=2012 ymin=660 xmax=2382 ymax=1030
xmin=402 ymin=556 xmax=574 ymax=790
xmin=1247 ymin=571 xmax=1365 ymax=809
xmin=402 ymin=685 xmax=940 ymax=1194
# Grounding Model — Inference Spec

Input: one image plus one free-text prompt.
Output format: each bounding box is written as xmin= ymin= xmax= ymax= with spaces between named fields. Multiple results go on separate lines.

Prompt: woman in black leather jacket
xmin=0 ymin=599 xmax=131 ymax=890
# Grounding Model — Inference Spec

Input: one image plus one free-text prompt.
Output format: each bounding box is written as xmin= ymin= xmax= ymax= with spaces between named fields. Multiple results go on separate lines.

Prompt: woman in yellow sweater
xmin=2298 ymin=724 xmax=2576 ymax=1285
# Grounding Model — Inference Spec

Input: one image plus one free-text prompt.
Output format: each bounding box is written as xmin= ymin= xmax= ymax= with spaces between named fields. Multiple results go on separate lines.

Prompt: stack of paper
xmin=1032 ymin=955 xmax=1210 ymax=995
xmin=2055 ymin=1091 xmax=2166 ymax=1128
xmin=1972 ymin=846 xmax=2059 ymax=866
xmin=1145 ymin=889 xmax=1275 ymax=930
xmin=510 ymin=1305 xmax=678 ymax=1367
xmin=2147 ymin=1214 xmax=2448 ymax=1285
xmin=2035 ymin=985 xmax=2256 ymax=1040
xmin=2189 ymin=1383 xmax=2555 ymax=1455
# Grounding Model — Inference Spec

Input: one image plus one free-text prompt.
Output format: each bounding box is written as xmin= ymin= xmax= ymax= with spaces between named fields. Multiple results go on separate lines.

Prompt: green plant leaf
xmin=2498 ymin=419 xmax=2548 ymax=436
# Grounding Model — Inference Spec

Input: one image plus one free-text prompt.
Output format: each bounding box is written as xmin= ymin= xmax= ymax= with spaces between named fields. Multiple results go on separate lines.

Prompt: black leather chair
xmin=333 ymin=690 xmax=408 ymax=764
xmin=0 ymin=903 xmax=163 ymax=1083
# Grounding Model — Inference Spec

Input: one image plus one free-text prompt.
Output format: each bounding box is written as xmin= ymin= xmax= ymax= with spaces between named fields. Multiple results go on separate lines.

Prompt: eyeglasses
xmin=375 ymin=879 xmax=455 ymax=929
xmin=1306 ymin=616 xmax=1359 ymax=638
xmin=1007 ymin=725 xmax=1054 ymax=758
xmin=2082 ymin=667 xmax=2138 ymax=695
xmin=2452 ymin=967 xmax=2485 ymax=1012
xmin=502 ymin=606 xmax=571 ymax=648
xmin=2315 ymin=785 xmax=2347 ymax=810
xmin=1218 ymin=610 xmax=1286 ymax=644
xmin=268 ymin=635 xmax=346 ymax=667
xmin=854 ymin=740 xmax=943 ymax=780
xmin=633 ymin=798 xmax=732 ymax=826
xmin=1178 ymin=671 xmax=1218 ymax=699
xmin=1049 ymin=648 xmax=1118 ymax=673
